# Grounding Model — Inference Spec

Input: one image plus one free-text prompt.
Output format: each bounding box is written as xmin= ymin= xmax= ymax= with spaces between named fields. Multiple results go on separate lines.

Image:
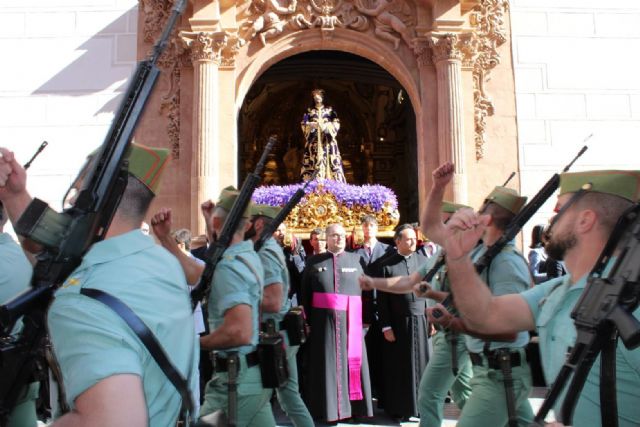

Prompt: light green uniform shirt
xmin=522 ymin=272 xmax=640 ymax=426
xmin=0 ymin=232 xmax=32 ymax=306
xmin=48 ymin=230 xmax=199 ymax=426
xmin=258 ymin=237 xmax=291 ymax=323
xmin=0 ymin=232 xmax=37 ymax=427
xmin=465 ymin=243 xmax=531 ymax=353
xmin=208 ymin=239 xmax=263 ymax=356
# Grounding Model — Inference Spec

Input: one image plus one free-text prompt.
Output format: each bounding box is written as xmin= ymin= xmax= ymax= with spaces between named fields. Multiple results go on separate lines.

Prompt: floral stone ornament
xmin=252 ymin=179 xmax=400 ymax=236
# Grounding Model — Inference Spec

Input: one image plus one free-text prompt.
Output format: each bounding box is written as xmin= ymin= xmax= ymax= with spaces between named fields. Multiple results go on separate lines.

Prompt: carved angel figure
xmin=246 ymin=0 xmax=297 ymax=45
xmin=354 ymin=0 xmax=414 ymax=50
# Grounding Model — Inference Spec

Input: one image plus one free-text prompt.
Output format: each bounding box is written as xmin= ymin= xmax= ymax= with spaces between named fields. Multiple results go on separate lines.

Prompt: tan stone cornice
xmin=180 ymin=31 xmax=228 ymax=64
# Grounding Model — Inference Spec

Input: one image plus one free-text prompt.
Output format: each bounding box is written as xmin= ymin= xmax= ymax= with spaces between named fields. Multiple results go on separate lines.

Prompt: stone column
xmin=181 ymin=31 xmax=228 ymax=234
xmin=413 ymin=38 xmax=439 ymax=210
xmin=430 ymin=33 xmax=468 ymax=205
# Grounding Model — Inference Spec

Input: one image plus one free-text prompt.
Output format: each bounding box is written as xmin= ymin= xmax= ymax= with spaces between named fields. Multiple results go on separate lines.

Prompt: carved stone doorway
xmin=238 ymin=50 xmax=419 ymax=223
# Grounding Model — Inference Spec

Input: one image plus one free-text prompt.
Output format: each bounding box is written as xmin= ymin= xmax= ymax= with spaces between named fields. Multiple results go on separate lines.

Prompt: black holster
xmin=280 ymin=306 xmax=307 ymax=346
xmin=257 ymin=320 xmax=289 ymax=388
xmin=496 ymin=349 xmax=518 ymax=427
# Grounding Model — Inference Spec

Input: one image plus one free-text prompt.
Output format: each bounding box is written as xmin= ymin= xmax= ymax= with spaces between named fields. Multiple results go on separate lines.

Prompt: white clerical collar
xmin=399 ymin=252 xmax=412 ymax=260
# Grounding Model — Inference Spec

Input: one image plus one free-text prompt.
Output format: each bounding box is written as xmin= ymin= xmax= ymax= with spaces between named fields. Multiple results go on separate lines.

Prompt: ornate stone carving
xmin=429 ymin=33 xmax=462 ymax=62
xmin=239 ymin=0 xmax=299 ymax=45
xmin=237 ymin=0 xmax=416 ymax=48
xmin=353 ymin=0 xmax=415 ymax=50
xmin=469 ymin=0 xmax=509 ymax=160
xmin=221 ymin=36 xmax=243 ymax=67
xmin=181 ymin=31 xmax=228 ymax=64
xmin=140 ymin=0 xmax=174 ymax=43
xmin=140 ymin=0 xmax=185 ymax=158
xmin=159 ymin=39 xmax=190 ymax=159
xmin=412 ymin=37 xmax=431 ymax=67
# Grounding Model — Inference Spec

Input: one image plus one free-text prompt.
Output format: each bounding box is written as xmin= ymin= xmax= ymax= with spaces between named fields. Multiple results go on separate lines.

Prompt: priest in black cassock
xmin=376 ymin=224 xmax=430 ymax=420
xmin=300 ymin=223 xmax=373 ymax=423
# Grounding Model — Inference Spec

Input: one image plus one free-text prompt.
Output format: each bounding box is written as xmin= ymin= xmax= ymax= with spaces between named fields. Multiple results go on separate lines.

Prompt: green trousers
xmin=275 ymin=345 xmax=314 ymax=427
xmin=418 ymin=331 xmax=472 ymax=427
xmin=457 ymin=349 xmax=533 ymax=427
xmin=7 ymin=382 xmax=39 ymax=427
xmin=200 ymin=363 xmax=275 ymax=427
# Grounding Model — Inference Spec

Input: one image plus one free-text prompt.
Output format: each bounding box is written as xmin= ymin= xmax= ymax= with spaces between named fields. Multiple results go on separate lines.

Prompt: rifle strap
xmin=600 ymin=332 xmax=618 ymax=426
xmin=79 ymin=288 xmax=195 ymax=425
xmin=44 ymin=339 xmax=71 ymax=415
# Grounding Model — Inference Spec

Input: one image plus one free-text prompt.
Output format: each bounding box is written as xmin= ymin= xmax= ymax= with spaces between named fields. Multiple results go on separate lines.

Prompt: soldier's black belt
xmin=469 ymin=350 xmax=526 ymax=370
xmin=214 ymin=351 xmax=260 ymax=372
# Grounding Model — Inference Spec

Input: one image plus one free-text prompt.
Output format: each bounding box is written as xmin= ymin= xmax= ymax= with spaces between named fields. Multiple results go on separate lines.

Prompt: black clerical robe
xmin=377 ymin=252 xmax=430 ymax=418
xmin=300 ymin=251 xmax=373 ymax=422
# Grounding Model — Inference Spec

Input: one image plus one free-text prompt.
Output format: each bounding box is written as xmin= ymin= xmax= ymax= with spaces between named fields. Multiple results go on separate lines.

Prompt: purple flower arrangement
xmin=252 ymin=179 xmax=398 ymax=212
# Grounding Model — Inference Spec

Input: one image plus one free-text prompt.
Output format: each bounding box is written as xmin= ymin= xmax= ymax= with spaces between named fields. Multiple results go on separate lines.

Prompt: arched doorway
xmin=238 ymin=51 xmax=419 ymax=223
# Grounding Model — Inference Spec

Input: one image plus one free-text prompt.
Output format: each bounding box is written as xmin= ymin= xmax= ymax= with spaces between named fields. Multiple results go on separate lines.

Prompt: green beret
xmin=216 ymin=186 xmax=253 ymax=218
xmin=251 ymin=204 xmax=281 ymax=219
xmin=559 ymin=170 xmax=640 ymax=202
xmin=441 ymin=200 xmax=470 ymax=213
xmin=484 ymin=186 xmax=527 ymax=215
xmin=125 ymin=142 xmax=170 ymax=194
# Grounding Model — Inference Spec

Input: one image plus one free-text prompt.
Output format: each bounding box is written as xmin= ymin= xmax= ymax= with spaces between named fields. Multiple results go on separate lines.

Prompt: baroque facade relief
xmin=135 ymin=0 xmax=518 ymax=233
xmin=237 ymin=0 xmax=415 ymax=48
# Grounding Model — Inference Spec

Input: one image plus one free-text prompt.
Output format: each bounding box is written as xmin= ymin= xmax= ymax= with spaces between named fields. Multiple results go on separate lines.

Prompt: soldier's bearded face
xmin=544 ymin=195 xmax=578 ymax=261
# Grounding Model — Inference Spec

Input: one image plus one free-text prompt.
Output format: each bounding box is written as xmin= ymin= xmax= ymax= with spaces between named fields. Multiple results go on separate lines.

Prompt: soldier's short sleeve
xmin=215 ymin=262 xmax=254 ymax=314
xmin=261 ymin=249 xmax=285 ymax=287
xmin=487 ymin=251 xmax=531 ymax=296
xmin=520 ymin=279 xmax=559 ymax=323
xmin=48 ymin=293 xmax=143 ymax=406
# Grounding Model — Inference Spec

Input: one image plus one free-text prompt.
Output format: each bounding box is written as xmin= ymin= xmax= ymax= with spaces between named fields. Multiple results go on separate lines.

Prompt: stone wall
xmin=511 ymin=0 xmax=640 ymax=247
xmin=0 ymin=0 xmax=138 ymax=234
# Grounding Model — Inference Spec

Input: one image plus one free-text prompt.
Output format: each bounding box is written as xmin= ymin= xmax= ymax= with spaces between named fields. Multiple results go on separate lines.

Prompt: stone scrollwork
xmin=429 ymin=33 xmax=462 ymax=62
xmin=159 ymin=38 xmax=190 ymax=160
xmin=412 ymin=38 xmax=432 ymax=67
xmin=469 ymin=0 xmax=509 ymax=160
xmin=181 ymin=31 xmax=229 ymax=64
xmin=140 ymin=0 xmax=174 ymax=43
xmin=140 ymin=0 xmax=185 ymax=159
xmin=238 ymin=0 xmax=415 ymax=47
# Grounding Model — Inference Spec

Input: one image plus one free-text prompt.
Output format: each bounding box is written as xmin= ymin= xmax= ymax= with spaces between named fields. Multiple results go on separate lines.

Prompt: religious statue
xmin=300 ymin=89 xmax=347 ymax=182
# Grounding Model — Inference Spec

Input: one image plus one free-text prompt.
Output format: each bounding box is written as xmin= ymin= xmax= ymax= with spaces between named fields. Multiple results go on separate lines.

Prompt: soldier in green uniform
xmin=247 ymin=204 xmax=314 ymax=427
xmin=0 ymin=143 xmax=199 ymax=426
xmin=360 ymin=200 xmax=474 ymax=426
xmin=426 ymin=186 xmax=534 ymax=427
xmin=439 ymin=169 xmax=640 ymax=426
xmin=197 ymin=189 xmax=276 ymax=426
xmin=0 ymin=201 xmax=38 ymax=427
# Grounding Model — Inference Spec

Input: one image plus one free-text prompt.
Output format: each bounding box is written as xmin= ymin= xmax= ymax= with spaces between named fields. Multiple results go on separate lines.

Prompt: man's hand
xmin=432 ymin=162 xmax=454 ymax=191
xmin=442 ymin=208 xmax=490 ymax=260
xmin=200 ymin=199 xmax=215 ymax=237
xmin=0 ymin=147 xmax=27 ymax=201
xmin=413 ymin=281 xmax=431 ymax=298
xmin=359 ymin=275 xmax=374 ymax=291
xmin=383 ymin=329 xmax=396 ymax=342
xmin=426 ymin=304 xmax=453 ymax=328
xmin=150 ymin=208 xmax=173 ymax=241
